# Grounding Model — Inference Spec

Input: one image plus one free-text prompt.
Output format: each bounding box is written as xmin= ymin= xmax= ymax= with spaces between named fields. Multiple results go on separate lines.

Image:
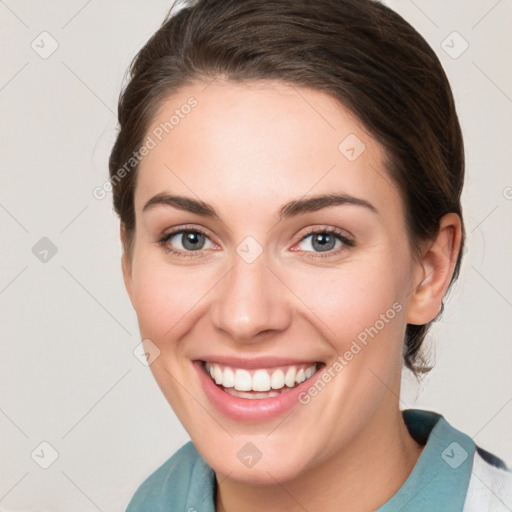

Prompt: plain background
xmin=0 ymin=0 xmax=511 ymax=510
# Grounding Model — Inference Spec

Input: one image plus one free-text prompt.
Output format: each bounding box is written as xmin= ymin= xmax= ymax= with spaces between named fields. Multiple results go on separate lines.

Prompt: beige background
xmin=1 ymin=0 xmax=511 ymax=510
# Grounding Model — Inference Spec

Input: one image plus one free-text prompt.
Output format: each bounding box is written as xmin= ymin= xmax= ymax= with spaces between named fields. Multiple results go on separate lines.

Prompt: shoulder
xmin=125 ymin=441 xmax=215 ymax=512
xmin=463 ymin=448 xmax=512 ymax=512
xmin=391 ymin=409 xmax=511 ymax=512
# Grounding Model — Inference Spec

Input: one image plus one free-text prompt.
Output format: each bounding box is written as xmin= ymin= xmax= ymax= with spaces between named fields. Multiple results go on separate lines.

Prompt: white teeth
xmin=296 ymin=368 xmax=306 ymax=384
xmin=223 ymin=367 xmax=235 ymax=388
xmin=213 ymin=364 xmax=223 ymax=385
xmin=234 ymin=369 xmax=252 ymax=391
xmin=224 ymin=388 xmax=281 ymax=399
xmin=210 ymin=363 xmax=235 ymax=388
xmin=204 ymin=362 xmax=318 ymax=392
xmin=270 ymin=369 xmax=285 ymax=389
xmin=285 ymin=367 xmax=296 ymax=387
xmin=252 ymin=369 xmax=271 ymax=391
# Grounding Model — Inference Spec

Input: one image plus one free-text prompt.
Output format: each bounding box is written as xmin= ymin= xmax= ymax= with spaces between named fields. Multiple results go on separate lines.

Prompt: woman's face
xmin=123 ymin=80 xmax=423 ymax=483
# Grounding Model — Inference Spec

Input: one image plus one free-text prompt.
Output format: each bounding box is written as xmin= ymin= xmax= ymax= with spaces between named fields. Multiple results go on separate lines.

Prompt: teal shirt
xmin=125 ymin=409 xmax=503 ymax=511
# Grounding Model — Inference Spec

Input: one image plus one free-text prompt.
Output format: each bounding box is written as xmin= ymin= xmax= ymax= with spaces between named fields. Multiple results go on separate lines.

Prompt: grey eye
xmin=168 ymin=231 xmax=213 ymax=251
xmin=298 ymin=232 xmax=342 ymax=253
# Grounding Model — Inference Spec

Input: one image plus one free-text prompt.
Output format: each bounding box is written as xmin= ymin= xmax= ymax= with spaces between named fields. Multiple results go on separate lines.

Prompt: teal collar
xmin=126 ymin=409 xmax=476 ymax=512
xmin=377 ymin=409 xmax=475 ymax=511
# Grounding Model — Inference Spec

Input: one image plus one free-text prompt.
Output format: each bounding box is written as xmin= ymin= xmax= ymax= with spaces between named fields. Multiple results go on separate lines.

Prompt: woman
xmin=108 ymin=0 xmax=512 ymax=510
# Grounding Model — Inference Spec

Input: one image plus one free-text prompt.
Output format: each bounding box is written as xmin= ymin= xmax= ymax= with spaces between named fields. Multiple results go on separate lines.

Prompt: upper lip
xmin=196 ymin=356 xmax=322 ymax=369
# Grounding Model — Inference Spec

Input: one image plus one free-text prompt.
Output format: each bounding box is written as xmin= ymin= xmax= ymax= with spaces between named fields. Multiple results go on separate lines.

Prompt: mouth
xmin=202 ymin=360 xmax=321 ymax=399
xmin=194 ymin=359 xmax=325 ymax=421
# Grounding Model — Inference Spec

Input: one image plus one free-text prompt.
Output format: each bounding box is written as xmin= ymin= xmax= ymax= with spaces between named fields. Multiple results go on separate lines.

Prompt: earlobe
xmin=406 ymin=213 xmax=462 ymax=325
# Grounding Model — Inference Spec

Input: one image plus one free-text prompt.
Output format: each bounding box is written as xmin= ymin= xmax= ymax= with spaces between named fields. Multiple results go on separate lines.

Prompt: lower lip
xmin=193 ymin=360 xmax=322 ymax=422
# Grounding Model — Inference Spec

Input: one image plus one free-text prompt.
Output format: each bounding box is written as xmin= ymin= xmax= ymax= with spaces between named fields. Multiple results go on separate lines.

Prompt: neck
xmin=215 ymin=395 xmax=424 ymax=512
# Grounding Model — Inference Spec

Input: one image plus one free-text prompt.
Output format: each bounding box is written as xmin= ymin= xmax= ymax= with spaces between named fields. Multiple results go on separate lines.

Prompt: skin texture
xmin=121 ymin=80 xmax=461 ymax=512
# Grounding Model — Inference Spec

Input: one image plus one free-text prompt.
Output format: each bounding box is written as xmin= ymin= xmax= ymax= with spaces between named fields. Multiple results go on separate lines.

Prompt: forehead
xmin=135 ymin=80 xmax=402 ymax=223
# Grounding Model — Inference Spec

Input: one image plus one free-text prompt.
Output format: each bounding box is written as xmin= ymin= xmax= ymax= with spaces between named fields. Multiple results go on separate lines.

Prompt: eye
xmin=294 ymin=227 xmax=355 ymax=257
xmin=156 ymin=225 xmax=355 ymax=259
xmin=157 ymin=225 xmax=216 ymax=258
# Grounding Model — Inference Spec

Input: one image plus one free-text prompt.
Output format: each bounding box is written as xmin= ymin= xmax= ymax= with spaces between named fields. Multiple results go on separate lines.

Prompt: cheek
xmin=130 ymin=251 xmax=220 ymax=345
xmin=286 ymin=254 xmax=410 ymax=358
xmin=130 ymin=234 xmax=413 ymax=362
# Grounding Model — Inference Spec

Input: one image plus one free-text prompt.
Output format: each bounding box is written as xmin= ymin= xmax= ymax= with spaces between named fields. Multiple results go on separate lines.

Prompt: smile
xmin=194 ymin=356 xmax=326 ymax=420
xmin=204 ymin=361 xmax=319 ymax=399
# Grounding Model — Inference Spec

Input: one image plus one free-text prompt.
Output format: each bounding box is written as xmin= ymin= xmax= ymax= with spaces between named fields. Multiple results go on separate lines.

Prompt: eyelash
xmin=156 ymin=224 xmax=355 ymax=259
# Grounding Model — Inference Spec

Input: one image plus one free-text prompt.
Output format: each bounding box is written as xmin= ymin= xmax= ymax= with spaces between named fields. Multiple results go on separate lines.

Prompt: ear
xmin=407 ymin=213 xmax=462 ymax=325
xmin=120 ymin=223 xmax=135 ymax=306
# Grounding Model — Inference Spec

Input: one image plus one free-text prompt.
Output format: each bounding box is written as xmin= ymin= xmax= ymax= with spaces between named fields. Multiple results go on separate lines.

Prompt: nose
xmin=209 ymin=253 xmax=292 ymax=343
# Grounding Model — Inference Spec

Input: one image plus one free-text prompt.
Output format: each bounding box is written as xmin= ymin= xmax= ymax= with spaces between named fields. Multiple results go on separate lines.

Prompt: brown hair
xmin=109 ymin=0 xmax=465 ymax=375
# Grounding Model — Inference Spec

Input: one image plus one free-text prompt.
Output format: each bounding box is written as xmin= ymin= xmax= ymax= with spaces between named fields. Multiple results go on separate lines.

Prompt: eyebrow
xmin=142 ymin=192 xmax=378 ymax=220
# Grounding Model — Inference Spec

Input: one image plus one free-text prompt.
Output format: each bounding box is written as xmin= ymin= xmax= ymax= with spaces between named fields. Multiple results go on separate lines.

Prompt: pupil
xmin=313 ymin=233 xmax=334 ymax=252
xmin=183 ymin=232 xmax=204 ymax=250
